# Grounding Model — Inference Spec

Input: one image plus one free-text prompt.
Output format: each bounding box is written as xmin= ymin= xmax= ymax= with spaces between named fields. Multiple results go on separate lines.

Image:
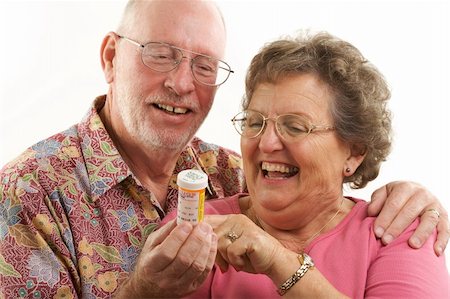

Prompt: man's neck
xmin=99 ymin=96 xmax=183 ymax=206
xmin=121 ymin=147 xmax=179 ymax=208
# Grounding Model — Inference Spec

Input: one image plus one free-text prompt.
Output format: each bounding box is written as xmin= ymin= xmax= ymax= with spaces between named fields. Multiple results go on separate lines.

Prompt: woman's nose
xmin=258 ymin=121 xmax=284 ymax=153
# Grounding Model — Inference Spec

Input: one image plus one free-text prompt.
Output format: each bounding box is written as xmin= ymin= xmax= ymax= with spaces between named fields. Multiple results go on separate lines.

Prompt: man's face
xmin=110 ymin=0 xmax=227 ymax=151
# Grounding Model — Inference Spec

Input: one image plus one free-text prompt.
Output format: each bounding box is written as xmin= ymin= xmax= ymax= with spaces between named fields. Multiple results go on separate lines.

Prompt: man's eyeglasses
xmin=231 ymin=110 xmax=335 ymax=142
xmin=118 ymin=35 xmax=234 ymax=87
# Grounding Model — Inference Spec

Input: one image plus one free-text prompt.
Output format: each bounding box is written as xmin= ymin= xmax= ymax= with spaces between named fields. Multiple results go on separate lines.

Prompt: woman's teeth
xmin=261 ymin=162 xmax=299 ymax=178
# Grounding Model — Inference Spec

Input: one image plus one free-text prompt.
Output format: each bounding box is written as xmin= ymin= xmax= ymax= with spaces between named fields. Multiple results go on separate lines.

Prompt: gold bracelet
xmin=277 ymin=253 xmax=315 ymax=296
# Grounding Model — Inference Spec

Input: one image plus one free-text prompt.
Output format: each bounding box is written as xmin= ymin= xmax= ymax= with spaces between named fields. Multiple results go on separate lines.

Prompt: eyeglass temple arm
xmin=221 ymin=68 xmax=234 ymax=73
xmin=117 ymin=35 xmax=145 ymax=48
xmin=311 ymin=125 xmax=335 ymax=133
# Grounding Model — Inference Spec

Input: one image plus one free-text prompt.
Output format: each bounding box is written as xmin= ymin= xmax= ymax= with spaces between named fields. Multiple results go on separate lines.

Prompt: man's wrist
xmin=114 ymin=273 xmax=143 ymax=298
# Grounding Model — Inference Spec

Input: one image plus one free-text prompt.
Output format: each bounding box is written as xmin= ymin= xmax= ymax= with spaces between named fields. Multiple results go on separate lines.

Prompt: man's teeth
xmin=157 ymin=104 xmax=188 ymax=114
xmin=261 ymin=162 xmax=298 ymax=174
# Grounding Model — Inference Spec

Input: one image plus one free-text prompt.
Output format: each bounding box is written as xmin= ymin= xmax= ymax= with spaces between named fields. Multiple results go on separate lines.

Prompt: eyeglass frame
xmin=117 ymin=34 xmax=234 ymax=86
xmin=231 ymin=110 xmax=335 ymax=141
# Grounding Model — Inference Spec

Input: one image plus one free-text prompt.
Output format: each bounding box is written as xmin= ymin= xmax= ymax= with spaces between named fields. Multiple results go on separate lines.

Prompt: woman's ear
xmin=100 ymin=32 xmax=118 ymax=84
xmin=344 ymin=143 xmax=367 ymax=176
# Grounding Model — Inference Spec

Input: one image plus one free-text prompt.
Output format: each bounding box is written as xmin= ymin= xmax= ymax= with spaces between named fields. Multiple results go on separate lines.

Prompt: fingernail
xmin=436 ymin=245 xmax=443 ymax=256
xmin=382 ymin=234 xmax=393 ymax=244
xmin=374 ymin=226 xmax=384 ymax=238
xmin=179 ymin=222 xmax=193 ymax=234
xmin=410 ymin=237 xmax=421 ymax=248
xmin=411 ymin=237 xmax=420 ymax=248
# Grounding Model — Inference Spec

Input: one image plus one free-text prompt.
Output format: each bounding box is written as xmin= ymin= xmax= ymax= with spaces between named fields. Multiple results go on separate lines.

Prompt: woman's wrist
xmin=277 ymin=253 xmax=315 ymax=295
xmin=267 ymin=249 xmax=349 ymax=298
xmin=266 ymin=249 xmax=300 ymax=286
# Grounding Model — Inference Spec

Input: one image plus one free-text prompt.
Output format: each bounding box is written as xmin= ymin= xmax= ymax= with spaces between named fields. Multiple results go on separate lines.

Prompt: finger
xmin=205 ymin=215 xmax=240 ymax=249
xmin=154 ymin=224 xmax=215 ymax=294
xmin=434 ymin=210 xmax=449 ymax=256
xmin=176 ymin=227 xmax=214 ymax=282
xmin=214 ymin=228 xmax=241 ymax=270
xmin=169 ymin=222 xmax=213 ymax=276
xmin=407 ymin=207 xmax=440 ymax=249
xmin=191 ymin=233 xmax=218 ymax=290
xmin=203 ymin=214 xmax=229 ymax=229
xmin=215 ymin=251 xmax=229 ymax=272
xmin=146 ymin=219 xmax=178 ymax=248
xmin=148 ymin=221 xmax=194 ymax=271
xmin=206 ymin=233 xmax=218 ymax=271
xmin=216 ymin=228 xmax=234 ymax=253
xmin=226 ymin=242 xmax=249 ymax=271
xmin=220 ymin=228 xmax=256 ymax=272
xmin=371 ymin=184 xmax=410 ymax=239
xmin=367 ymin=184 xmax=390 ymax=217
xmin=379 ymin=192 xmax=423 ymax=244
xmin=192 ymin=232 xmax=218 ymax=285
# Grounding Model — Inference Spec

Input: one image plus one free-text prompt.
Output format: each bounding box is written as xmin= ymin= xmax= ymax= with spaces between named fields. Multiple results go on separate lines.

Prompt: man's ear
xmin=344 ymin=143 xmax=367 ymax=176
xmin=100 ymin=32 xmax=118 ymax=84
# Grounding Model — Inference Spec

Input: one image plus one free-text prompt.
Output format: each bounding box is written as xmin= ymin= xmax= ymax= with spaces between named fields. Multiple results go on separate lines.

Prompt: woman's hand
xmin=204 ymin=214 xmax=349 ymax=298
xmin=204 ymin=214 xmax=285 ymax=275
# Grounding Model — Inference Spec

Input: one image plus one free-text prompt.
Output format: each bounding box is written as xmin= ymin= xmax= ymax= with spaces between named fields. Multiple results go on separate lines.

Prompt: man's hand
xmin=115 ymin=219 xmax=217 ymax=298
xmin=367 ymin=181 xmax=449 ymax=256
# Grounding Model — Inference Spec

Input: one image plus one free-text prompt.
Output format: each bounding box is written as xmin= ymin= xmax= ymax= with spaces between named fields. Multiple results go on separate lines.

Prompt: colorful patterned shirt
xmin=0 ymin=95 xmax=245 ymax=299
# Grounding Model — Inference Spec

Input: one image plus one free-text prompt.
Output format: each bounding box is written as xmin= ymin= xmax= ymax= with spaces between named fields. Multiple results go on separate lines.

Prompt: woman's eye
xmin=282 ymin=119 xmax=308 ymax=135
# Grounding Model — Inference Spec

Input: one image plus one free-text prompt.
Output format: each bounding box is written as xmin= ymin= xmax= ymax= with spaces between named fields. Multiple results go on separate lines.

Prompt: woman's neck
xmin=241 ymin=196 xmax=354 ymax=253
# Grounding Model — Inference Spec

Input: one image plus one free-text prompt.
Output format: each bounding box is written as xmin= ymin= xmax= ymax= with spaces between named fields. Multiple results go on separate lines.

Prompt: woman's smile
xmin=261 ymin=161 xmax=299 ymax=179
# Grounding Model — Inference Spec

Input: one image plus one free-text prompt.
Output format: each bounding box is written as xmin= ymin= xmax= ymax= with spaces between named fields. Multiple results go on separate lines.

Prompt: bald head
xmin=117 ymin=0 xmax=227 ymax=59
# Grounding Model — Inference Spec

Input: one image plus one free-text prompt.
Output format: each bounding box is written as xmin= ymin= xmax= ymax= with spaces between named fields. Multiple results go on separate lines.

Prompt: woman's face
xmin=241 ymin=73 xmax=352 ymax=227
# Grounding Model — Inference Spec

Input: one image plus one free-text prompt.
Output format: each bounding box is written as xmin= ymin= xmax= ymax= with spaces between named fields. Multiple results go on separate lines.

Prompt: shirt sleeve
xmin=365 ymin=220 xmax=449 ymax=298
xmin=0 ymin=167 xmax=80 ymax=298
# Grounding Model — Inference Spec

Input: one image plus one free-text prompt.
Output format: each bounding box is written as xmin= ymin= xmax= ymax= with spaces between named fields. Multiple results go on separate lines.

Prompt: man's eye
xmin=149 ymin=53 xmax=173 ymax=61
xmin=193 ymin=58 xmax=218 ymax=77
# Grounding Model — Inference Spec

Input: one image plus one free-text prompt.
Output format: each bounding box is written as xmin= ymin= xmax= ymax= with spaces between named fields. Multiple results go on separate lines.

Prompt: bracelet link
xmin=277 ymin=253 xmax=315 ymax=296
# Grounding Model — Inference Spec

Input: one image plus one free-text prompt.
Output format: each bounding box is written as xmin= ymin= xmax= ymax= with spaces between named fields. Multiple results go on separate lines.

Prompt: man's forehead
xmin=133 ymin=1 xmax=226 ymax=57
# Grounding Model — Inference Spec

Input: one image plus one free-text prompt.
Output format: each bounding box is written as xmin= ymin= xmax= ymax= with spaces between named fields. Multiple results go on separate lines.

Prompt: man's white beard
xmin=117 ymin=92 xmax=208 ymax=152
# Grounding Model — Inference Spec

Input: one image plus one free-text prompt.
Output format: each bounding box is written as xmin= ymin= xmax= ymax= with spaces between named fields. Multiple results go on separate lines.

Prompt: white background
xmin=0 ymin=0 xmax=449 ymax=258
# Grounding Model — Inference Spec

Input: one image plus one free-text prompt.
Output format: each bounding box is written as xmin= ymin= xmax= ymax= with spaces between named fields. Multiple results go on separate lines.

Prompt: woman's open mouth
xmin=261 ymin=161 xmax=299 ymax=179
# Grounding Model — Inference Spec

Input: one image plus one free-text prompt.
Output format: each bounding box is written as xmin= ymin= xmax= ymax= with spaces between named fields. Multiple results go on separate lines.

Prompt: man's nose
xmin=164 ymin=58 xmax=195 ymax=95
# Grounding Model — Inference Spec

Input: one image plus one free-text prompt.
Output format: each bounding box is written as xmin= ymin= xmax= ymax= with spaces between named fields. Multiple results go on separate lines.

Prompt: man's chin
xmin=142 ymin=133 xmax=193 ymax=152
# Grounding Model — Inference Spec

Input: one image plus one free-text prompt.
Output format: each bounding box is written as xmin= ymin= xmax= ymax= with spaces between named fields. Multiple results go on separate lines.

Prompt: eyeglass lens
xmin=232 ymin=111 xmax=310 ymax=140
xmin=142 ymin=42 xmax=231 ymax=86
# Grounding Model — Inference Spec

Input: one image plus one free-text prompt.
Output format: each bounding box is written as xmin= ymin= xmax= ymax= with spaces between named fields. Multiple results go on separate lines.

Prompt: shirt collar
xmin=78 ymin=95 xmax=132 ymax=201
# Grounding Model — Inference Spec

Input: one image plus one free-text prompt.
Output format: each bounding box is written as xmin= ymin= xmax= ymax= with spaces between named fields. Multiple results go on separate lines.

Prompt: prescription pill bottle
xmin=176 ymin=169 xmax=208 ymax=225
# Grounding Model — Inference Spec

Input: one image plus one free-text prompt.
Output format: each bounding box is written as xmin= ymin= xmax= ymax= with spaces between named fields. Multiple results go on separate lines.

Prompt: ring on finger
xmin=226 ymin=231 xmax=240 ymax=243
xmin=426 ymin=208 xmax=440 ymax=219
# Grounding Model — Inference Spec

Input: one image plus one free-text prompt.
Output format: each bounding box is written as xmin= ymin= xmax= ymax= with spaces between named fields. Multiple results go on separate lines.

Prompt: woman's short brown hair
xmin=243 ymin=32 xmax=392 ymax=188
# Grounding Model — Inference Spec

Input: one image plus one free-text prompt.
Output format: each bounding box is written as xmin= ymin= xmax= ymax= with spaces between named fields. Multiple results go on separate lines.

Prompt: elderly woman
xmin=163 ymin=32 xmax=448 ymax=298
